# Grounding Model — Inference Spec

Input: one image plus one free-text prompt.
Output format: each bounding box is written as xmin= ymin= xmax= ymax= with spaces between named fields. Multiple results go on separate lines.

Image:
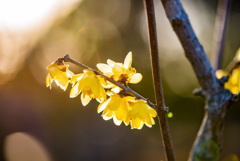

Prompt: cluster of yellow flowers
xmin=216 ymin=67 xmax=240 ymax=94
xmin=46 ymin=52 xmax=157 ymax=129
xmin=216 ymin=48 xmax=240 ymax=94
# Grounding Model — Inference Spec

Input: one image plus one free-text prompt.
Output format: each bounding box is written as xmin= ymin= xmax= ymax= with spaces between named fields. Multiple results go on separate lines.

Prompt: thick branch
xmin=158 ymin=0 xmax=234 ymax=160
xmin=212 ymin=0 xmax=231 ymax=70
xmin=160 ymin=0 xmax=220 ymax=95
xmin=144 ymin=0 xmax=175 ymax=160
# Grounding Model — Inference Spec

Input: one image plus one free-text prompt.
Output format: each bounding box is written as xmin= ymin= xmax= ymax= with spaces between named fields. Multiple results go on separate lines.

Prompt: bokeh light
xmin=4 ymin=132 xmax=51 ymax=161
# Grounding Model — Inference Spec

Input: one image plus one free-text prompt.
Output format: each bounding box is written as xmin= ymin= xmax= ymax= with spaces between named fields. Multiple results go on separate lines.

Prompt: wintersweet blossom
xmin=70 ymin=69 xmax=106 ymax=106
xmin=46 ymin=63 xmax=74 ymax=91
xmin=127 ymin=100 xmax=157 ymax=129
xmin=216 ymin=67 xmax=240 ymax=94
xmin=97 ymin=93 xmax=135 ymax=126
xmin=96 ymin=52 xmax=142 ymax=85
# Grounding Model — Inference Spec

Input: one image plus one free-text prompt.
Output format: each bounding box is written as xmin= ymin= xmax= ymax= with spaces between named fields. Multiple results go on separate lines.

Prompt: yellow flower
xmin=96 ymin=52 xmax=142 ymax=85
xmin=215 ymin=69 xmax=229 ymax=79
xmin=128 ymin=100 xmax=157 ymax=129
xmin=216 ymin=67 xmax=240 ymax=94
xmin=46 ymin=63 xmax=74 ymax=91
xmin=70 ymin=69 xmax=106 ymax=106
xmin=97 ymin=93 xmax=135 ymax=126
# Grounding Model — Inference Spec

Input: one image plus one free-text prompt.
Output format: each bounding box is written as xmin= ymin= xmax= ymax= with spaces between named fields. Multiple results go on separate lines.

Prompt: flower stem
xmin=62 ymin=54 xmax=156 ymax=108
xmin=144 ymin=0 xmax=175 ymax=160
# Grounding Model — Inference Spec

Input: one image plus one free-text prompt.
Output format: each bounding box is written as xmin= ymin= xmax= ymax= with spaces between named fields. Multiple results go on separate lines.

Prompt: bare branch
xmin=158 ymin=0 xmax=234 ymax=160
xmin=212 ymin=0 xmax=231 ymax=70
xmin=62 ymin=54 xmax=156 ymax=108
xmin=160 ymin=0 xmax=221 ymax=95
xmin=144 ymin=0 xmax=175 ymax=160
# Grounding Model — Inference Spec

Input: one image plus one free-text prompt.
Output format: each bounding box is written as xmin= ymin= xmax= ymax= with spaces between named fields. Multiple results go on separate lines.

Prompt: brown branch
xmin=62 ymin=54 xmax=156 ymax=108
xmin=212 ymin=0 xmax=231 ymax=70
xmin=144 ymin=0 xmax=175 ymax=160
xmin=158 ymin=0 xmax=234 ymax=160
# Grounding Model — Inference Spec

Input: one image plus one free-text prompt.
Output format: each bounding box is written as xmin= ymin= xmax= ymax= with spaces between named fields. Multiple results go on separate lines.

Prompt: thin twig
xmin=62 ymin=54 xmax=156 ymax=108
xmin=144 ymin=0 xmax=175 ymax=160
xmin=212 ymin=0 xmax=231 ymax=70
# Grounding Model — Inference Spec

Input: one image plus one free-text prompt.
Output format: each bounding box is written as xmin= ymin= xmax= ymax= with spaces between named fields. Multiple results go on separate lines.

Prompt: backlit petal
xmin=112 ymin=64 xmax=124 ymax=76
xmin=97 ymin=99 xmax=110 ymax=113
xmin=70 ymin=82 xmax=81 ymax=98
xmin=70 ymin=74 xmax=83 ymax=84
xmin=103 ymin=115 xmax=112 ymax=120
xmin=215 ymin=70 xmax=229 ymax=79
xmin=81 ymin=93 xmax=92 ymax=106
xmin=124 ymin=52 xmax=132 ymax=69
xmin=129 ymin=73 xmax=142 ymax=84
xmin=46 ymin=73 xmax=53 ymax=88
xmin=96 ymin=63 xmax=113 ymax=75
xmin=113 ymin=116 xmax=122 ymax=126
xmin=107 ymin=59 xmax=116 ymax=67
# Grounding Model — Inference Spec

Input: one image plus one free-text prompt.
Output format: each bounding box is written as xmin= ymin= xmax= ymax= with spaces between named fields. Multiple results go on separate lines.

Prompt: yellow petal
xmin=143 ymin=115 xmax=154 ymax=127
xmin=99 ymin=85 xmax=106 ymax=101
xmin=234 ymin=48 xmax=240 ymax=61
xmin=137 ymin=121 xmax=144 ymax=129
xmin=70 ymin=82 xmax=81 ymax=98
xmin=70 ymin=74 xmax=83 ymax=84
xmin=102 ymin=115 xmax=112 ymax=120
xmin=124 ymin=52 xmax=132 ymax=69
xmin=57 ymin=64 xmax=68 ymax=71
xmin=54 ymin=74 xmax=69 ymax=91
xmin=129 ymin=73 xmax=142 ymax=84
xmin=107 ymin=59 xmax=116 ymax=67
xmin=107 ymin=95 xmax=121 ymax=110
xmin=111 ymin=86 xmax=121 ymax=94
xmin=215 ymin=70 xmax=229 ymax=79
xmin=97 ymin=99 xmax=110 ymax=113
xmin=46 ymin=73 xmax=53 ymax=88
xmin=131 ymin=118 xmax=142 ymax=129
xmin=113 ymin=116 xmax=122 ymax=126
xmin=67 ymin=70 xmax=75 ymax=77
xmin=81 ymin=93 xmax=92 ymax=106
xmin=112 ymin=63 xmax=124 ymax=76
xmin=148 ymin=108 xmax=157 ymax=117
xmin=96 ymin=63 xmax=113 ymax=75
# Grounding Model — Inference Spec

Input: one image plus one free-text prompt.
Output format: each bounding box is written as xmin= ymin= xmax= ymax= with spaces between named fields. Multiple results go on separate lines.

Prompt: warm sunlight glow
xmin=0 ymin=0 xmax=80 ymax=85
xmin=4 ymin=132 xmax=51 ymax=161
xmin=0 ymin=0 xmax=58 ymax=29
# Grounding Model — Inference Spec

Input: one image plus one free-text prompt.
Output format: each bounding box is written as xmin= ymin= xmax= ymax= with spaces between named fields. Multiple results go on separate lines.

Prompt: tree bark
xmin=159 ymin=0 xmax=234 ymax=160
xmin=144 ymin=0 xmax=175 ymax=160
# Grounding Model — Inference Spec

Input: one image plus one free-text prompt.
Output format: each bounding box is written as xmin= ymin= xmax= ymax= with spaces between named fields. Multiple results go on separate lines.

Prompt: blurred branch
xmin=212 ymin=0 xmax=231 ymax=70
xmin=62 ymin=54 xmax=156 ymax=108
xmin=144 ymin=0 xmax=175 ymax=161
xmin=158 ymin=0 xmax=234 ymax=160
xmin=160 ymin=0 xmax=219 ymax=94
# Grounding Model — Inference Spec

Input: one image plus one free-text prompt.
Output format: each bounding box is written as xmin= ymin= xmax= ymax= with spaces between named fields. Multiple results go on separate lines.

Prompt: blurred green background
xmin=0 ymin=0 xmax=239 ymax=160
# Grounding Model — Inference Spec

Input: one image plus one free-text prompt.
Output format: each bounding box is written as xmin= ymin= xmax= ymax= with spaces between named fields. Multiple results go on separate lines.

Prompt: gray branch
xmin=159 ymin=0 xmax=234 ymax=160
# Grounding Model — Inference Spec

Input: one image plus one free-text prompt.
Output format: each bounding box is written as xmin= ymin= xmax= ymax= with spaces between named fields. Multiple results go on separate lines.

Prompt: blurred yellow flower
xmin=96 ymin=52 xmax=142 ymax=85
xmin=128 ymin=100 xmax=157 ymax=129
xmin=216 ymin=67 xmax=240 ymax=94
xmin=46 ymin=63 xmax=74 ymax=91
xmin=70 ymin=69 xmax=106 ymax=106
xmin=97 ymin=93 xmax=135 ymax=126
